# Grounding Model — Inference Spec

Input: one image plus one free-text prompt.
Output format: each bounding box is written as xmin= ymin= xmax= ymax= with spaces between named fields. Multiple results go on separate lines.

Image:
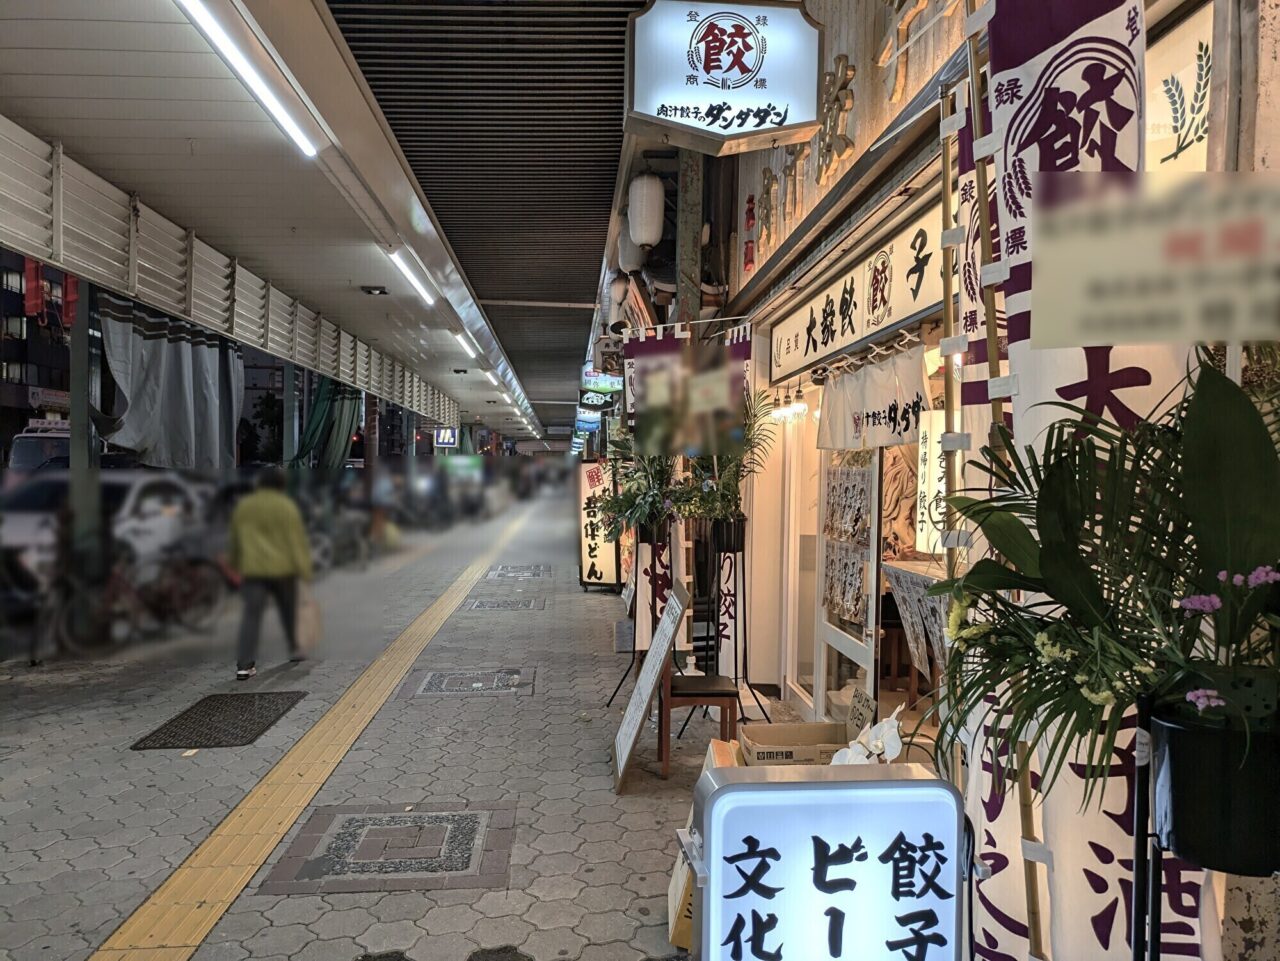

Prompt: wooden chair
xmin=657 ymin=660 xmax=739 ymax=779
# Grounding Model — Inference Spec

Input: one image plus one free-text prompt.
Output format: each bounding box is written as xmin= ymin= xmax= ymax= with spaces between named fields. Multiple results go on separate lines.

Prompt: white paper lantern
xmin=618 ymin=215 xmax=645 ymax=273
xmin=627 ymin=173 xmax=665 ymax=248
xmin=609 ymin=274 xmax=630 ymax=305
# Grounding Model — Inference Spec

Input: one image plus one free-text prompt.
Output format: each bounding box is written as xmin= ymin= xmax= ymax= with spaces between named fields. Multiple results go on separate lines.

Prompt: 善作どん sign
xmin=627 ymin=0 xmax=821 ymax=156
xmin=579 ymin=461 xmax=620 ymax=588
xmin=694 ymin=765 xmax=963 ymax=961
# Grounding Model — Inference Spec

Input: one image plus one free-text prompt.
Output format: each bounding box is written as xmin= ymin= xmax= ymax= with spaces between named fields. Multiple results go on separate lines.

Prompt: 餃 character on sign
xmin=887 ymin=908 xmax=949 ymax=961
xmin=721 ymin=909 xmax=782 ymax=961
xmin=879 ymin=832 xmax=954 ymax=901
xmin=838 ymin=277 xmax=857 ymax=336
xmin=695 ymin=20 xmax=754 ymax=77
xmin=724 ymin=835 xmax=783 ymax=899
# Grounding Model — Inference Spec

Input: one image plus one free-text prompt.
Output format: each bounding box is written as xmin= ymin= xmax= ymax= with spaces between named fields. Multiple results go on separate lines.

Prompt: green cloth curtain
xmin=291 ymin=377 xmax=362 ymax=469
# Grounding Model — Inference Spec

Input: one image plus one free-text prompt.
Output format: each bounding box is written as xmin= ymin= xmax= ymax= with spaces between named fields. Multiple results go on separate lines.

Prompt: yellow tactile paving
xmin=90 ymin=511 xmax=530 ymax=961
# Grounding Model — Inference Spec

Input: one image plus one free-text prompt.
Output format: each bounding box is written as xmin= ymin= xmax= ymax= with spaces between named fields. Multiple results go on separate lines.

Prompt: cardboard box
xmin=739 ymin=721 xmax=852 ymax=766
xmin=668 ymin=739 xmax=742 ymax=951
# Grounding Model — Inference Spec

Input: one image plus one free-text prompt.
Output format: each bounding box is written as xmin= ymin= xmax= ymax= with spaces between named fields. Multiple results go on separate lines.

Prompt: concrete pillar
xmin=364 ymin=392 xmax=379 ymax=465
xmin=282 ymin=361 xmax=298 ymax=463
xmin=68 ymin=281 xmax=100 ymax=576
xmin=676 ymin=148 xmax=704 ymax=328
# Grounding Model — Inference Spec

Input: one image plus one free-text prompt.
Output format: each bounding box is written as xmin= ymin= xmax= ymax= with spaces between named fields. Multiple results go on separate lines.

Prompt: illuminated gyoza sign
xmin=695 ymin=767 xmax=963 ymax=961
xmin=626 ymin=0 xmax=822 ymax=156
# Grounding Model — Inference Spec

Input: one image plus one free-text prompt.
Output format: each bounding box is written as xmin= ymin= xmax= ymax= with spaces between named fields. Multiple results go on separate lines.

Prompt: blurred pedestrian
xmin=229 ymin=468 xmax=312 ymax=680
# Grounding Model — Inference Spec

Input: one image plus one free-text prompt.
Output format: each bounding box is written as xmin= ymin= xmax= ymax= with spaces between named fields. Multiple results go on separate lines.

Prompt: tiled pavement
xmin=0 ymin=491 xmax=726 ymax=961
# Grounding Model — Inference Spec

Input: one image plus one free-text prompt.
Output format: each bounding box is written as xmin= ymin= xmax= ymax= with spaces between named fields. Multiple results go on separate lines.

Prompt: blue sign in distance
xmin=433 ymin=427 xmax=458 ymax=448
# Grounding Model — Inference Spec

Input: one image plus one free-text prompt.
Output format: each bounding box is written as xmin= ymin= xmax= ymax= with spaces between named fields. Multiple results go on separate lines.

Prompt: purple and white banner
xmin=988 ymin=0 xmax=1178 ymax=446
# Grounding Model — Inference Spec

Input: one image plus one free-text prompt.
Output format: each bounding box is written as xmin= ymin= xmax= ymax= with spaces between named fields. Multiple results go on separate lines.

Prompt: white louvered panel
xmin=0 ymin=114 xmax=53 ymax=257
xmin=368 ymin=349 xmax=382 ymax=396
xmin=233 ymin=268 xmax=269 ymax=349
xmin=338 ymin=329 xmax=356 ymax=384
xmin=295 ymin=305 xmax=320 ymax=370
xmin=355 ymin=339 xmax=371 ymax=390
xmin=385 ymin=360 xmax=397 ymax=403
xmin=62 ymin=160 xmax=130 ymax=289
xmin=190 ymin=239 xmax=233 ymax=333
xmin=319 ymin=318 xmax=340 ymax=378
xmin=267 ymin=287 xmax=293 ymax=359
xmin=135 ymin=205 xmax=187 ymax=318
xmin=394 ymin=365 xmax=404 ymax=408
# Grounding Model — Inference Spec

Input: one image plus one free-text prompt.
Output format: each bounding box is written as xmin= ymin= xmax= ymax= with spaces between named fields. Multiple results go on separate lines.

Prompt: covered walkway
xmin=0 ymin=493 xmax=712 ymax=961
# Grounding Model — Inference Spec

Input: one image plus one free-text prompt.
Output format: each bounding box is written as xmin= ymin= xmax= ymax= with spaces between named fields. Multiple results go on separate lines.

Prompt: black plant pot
xmin=1151 ymin=710 xmax=1280 ymax=877
xmin=712 ymin=517 xmax=746 ymax=554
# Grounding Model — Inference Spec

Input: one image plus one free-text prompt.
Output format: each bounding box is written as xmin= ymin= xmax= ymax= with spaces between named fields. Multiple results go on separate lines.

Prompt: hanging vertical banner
xmin=955 ymin=84 xmax=1009 ymax=457
xmin=985 ymin=0 xmax=1202 ymax=448
xmin=1039 ymin=715 xmax=1216 ymax=960
xmin=579 ymin=461 xmax=620 ymax=587
xmin=914 ymin=409 xmax=948 ymax=556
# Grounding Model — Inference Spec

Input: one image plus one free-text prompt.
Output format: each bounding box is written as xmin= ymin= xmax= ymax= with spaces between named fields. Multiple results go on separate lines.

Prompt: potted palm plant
xmin=929 ymin=364 xmax=1279 ymax=877
xmin=679 ymin=388 xmax=776 ymax=551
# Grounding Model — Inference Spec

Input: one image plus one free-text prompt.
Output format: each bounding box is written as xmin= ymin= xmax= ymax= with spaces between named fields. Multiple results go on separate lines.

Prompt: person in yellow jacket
xmin=229 ymin=468 xmax=312 ymax=680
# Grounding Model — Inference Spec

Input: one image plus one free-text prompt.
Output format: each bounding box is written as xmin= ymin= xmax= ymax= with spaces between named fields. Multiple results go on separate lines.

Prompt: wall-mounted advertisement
xmin=627 ymin=0 xmax=821 ymax=156
xmin=582 ymin=364 xmax=624 ymax=394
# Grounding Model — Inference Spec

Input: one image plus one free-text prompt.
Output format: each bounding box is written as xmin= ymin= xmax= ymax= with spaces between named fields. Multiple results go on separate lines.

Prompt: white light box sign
xmin=694 ymin=766 xmax=963 ymax=961
xmin=627 ymin=0 xmax=821 ymax=156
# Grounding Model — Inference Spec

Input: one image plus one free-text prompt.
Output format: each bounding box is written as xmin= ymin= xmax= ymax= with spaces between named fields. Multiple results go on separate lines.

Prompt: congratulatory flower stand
xmin=928 ymin=364 xmax=1279 ymax=894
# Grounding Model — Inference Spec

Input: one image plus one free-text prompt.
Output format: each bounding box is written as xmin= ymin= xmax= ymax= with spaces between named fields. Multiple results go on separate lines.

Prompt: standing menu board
xmin=613 ymin=580 xmax=690 ymax=790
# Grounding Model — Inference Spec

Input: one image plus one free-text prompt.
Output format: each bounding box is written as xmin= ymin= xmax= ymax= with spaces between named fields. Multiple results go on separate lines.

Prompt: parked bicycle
xmin=47 ymin=540 xmax=232 ymax=655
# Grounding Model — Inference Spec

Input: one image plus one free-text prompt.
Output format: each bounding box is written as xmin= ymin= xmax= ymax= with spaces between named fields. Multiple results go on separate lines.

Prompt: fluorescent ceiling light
xmin=388 ymin=250 xmax=435 ymax=306
xmin=454 ymin=332 xmax=477 ymax=359
xmin=484 ymin=371 xmax=497 ymax=385
xmin=502 ymin=392 xmax=511 ymax=403
xmin=174 ymin=0 xmax=317 ymax=158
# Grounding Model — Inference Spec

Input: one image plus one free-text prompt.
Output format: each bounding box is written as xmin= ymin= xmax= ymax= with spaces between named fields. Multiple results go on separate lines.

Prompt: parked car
xmin=0 ymin=470 xmax=212 ymax=591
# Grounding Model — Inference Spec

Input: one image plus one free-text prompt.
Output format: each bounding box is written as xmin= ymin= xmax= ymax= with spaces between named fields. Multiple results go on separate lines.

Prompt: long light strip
xmin=388 ymin=250 xmax=435 ymax=306
xmin=454 ymin=332 xmax=477 ymax=359
xmin=484 ymin=371 xmax=497 ymax=385
xmin=174 ymin=0 xmax=317 ymax=158
xmin=502 ymin=392 xmax=511 ymax=403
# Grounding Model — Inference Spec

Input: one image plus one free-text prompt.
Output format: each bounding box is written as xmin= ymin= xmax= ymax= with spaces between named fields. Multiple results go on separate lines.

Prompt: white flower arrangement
xmin=831 ymin=704 xmax=905 ymax=765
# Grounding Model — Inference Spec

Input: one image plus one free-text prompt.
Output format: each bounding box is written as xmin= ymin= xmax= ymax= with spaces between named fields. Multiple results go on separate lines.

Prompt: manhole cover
xmin=486 ymin=564 xmax=554 ymax=579
xmin=466 ymin=949 xmax=533 ymax=961
xmin=261 ymin=801 xmax=515 ymax=895
xmin=355 ymin=953 xmax=411 ymax=961
xmin=417 ymin=669 xmax=534 ymax=696
xmin=463 ymin=597 xmax=546 ymax=611
xmin=131 ymin=692 xmax=306 ymax=750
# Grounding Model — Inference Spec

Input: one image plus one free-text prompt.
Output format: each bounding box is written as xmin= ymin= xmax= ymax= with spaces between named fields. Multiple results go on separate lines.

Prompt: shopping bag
xmin=296 ymin=583 xmax=322 ymax=653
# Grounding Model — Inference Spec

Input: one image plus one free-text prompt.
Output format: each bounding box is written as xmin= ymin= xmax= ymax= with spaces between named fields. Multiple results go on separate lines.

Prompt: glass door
xmin=781 ymin=402 xmax=821 ymax=715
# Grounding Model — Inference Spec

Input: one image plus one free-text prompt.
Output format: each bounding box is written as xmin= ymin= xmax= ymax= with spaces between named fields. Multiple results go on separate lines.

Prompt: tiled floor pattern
xmin=0 ymin=493 xmax=731 ymax=961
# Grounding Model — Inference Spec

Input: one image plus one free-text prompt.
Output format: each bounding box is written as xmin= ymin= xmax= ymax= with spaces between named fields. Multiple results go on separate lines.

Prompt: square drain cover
xmin=463 ymin=597 xmax=546 ymax=611
xmin=131 ymin=692 xmax=305 ymax=750
xmin=486 ymin=564 xmax=554 ymax=579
